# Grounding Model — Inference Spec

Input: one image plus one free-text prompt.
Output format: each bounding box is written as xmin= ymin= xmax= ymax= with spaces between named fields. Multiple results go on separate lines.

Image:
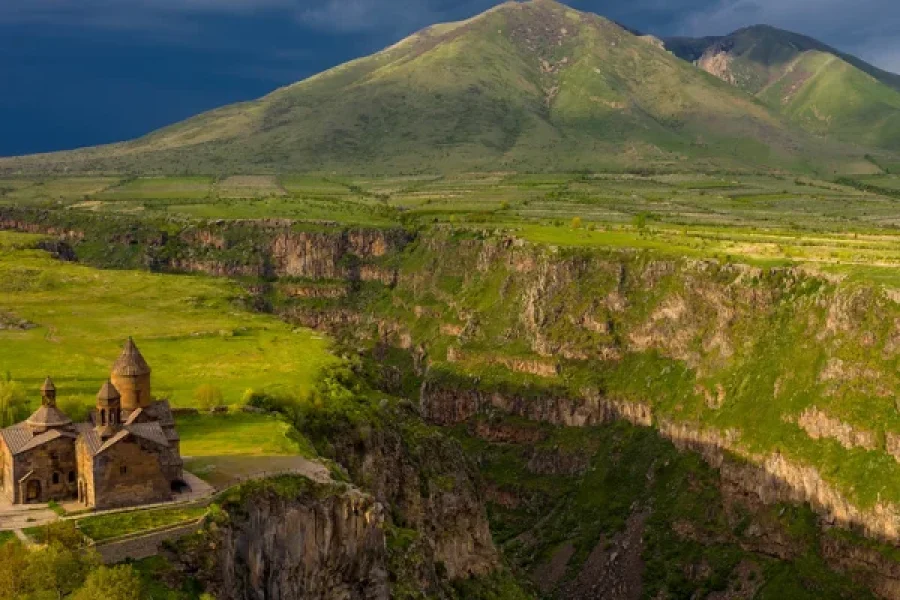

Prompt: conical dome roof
xmin=26 ymin=404 xmax=72 ymax=429
xmin=97 ymin=380 xmax=121 ymax=403
xmin=111 ymin=337 xmax=151 ymax=377
xmin=40 ymin=377 xmax=56 ymax=393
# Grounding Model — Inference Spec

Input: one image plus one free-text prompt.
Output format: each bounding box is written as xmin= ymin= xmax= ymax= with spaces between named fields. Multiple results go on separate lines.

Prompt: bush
xmin=242 ymin=389 xmax=292 ymax=413
xmin=193 ymin=384 xmax=224 ymax=412
xmin=58 ymin=397 xmax=91 ymax=423
xmin=0 ymin=375 xmax=29 ymax=428
xmin=73 ymin=565 xmax=144 ymax=600
xmin=571 ymin=216 xmax=583 ymax=229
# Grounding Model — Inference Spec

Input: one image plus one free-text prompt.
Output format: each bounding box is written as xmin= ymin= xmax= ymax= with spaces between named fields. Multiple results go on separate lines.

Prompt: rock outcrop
xmin=0 ymin=207 xmax=411 ymax=282
xmin=178 ymin=478 xmax=389 ymax=600
xmin=321 ymin=412 xmax=499 ymax=587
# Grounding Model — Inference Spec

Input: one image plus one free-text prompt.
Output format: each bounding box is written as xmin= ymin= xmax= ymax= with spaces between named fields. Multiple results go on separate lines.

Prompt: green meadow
xmin=0 ymin=232 xmax=336 ymax=412
xmin=77 ymin=506 xmax=208 ymax=542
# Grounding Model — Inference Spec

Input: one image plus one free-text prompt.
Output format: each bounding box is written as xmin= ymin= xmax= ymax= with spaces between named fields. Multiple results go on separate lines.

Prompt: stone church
xmin=0 ymin=338 xmax=184 ymax=509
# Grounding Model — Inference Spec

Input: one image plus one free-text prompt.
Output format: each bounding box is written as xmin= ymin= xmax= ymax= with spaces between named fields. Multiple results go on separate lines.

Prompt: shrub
xmin=0 ymin=375 xmax=29 ymax=428
xmin=72 ymin=565 xmax=144 ymax=600
xmin=193 ymin=385 xmax=224 ymax=412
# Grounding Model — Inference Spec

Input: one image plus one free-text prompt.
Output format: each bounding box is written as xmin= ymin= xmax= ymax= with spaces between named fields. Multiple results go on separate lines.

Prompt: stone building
xmin=0 ymin=339 xmax=184 ymax=509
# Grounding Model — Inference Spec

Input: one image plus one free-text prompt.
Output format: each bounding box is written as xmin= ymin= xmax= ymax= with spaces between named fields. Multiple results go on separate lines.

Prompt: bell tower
xmin=110 ymin=337 xmax=152 ymax=411
xmin=40 ymin=376 xmax=57 ymax=406
xmin=95 ymin=380 xmax=121 ymax=439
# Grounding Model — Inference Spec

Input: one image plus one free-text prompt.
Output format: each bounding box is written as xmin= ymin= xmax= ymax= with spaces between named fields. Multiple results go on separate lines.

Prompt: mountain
xmin=665 ymin=25 xmax=900 ymax=152
xmin=0 ymin=0 xmax=882 ymax=176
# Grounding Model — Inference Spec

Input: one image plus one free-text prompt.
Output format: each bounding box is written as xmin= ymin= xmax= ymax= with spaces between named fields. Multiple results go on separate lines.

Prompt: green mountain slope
xmin=666 ymin=26 xmax=900 ymax=151
xmin=0 ymin=1 xmax=877 ymax=175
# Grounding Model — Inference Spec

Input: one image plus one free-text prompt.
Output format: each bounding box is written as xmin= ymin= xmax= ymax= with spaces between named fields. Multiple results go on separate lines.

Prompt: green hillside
xmin=0 ymin=0 xmax=873 ymax=176
xmin=667 ymin=25 xmax=900 ymax=152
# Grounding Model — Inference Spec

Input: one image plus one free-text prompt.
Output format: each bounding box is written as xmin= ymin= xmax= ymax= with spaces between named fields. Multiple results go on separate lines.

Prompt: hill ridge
xmin=664 ymin=25 xmax=900 ymax=151
xmin=0 ymin=1 xmax=887 ymax=176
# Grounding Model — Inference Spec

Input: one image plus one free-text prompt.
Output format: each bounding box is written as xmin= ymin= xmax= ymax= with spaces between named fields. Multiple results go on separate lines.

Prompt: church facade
xmin=0 ymin=339 xmax=184 ymax=509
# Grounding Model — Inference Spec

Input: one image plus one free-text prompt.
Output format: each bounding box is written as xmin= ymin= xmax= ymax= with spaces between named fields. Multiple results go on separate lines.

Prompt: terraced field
xmin=4 ymin=172 xmax=900 ymax=274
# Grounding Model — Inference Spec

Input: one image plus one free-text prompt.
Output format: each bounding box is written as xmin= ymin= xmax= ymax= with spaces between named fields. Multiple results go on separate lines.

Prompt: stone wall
xmin=0 ymin=446 xmax=14 ymax=503
xmin=91 ymin=437 xmax=171 ymax=509
xmin=96 ymin=519 xmax=203 ymax=564
xmin=12 ymin=436 xmax=78 ymax=504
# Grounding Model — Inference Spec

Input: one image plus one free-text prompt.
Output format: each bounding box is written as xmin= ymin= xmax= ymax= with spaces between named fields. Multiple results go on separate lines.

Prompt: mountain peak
xmin=0 ymin=2 xmax=880 ymax=176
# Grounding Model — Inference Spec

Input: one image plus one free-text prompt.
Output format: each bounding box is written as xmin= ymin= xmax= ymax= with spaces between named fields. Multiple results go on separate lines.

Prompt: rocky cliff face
xmin=178 ymin=477 xmax=389 ymax=600
xmin=13 ymin=212 xmax=900 ymax=596
xmin=313 ymin=404 xmax=500 ymax=592
xmin=0 ymin=207 xmax=411 ymax=281
xmin=304 ymin=230 xmax=900 ymax=596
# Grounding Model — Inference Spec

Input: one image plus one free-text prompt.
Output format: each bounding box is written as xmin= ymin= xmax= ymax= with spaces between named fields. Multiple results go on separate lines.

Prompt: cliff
xmin=277 ymin=229 xmax=900 ymax=596
xmin=0 ymin=207 xmax=411 ymax=281
xmin=177 ymin=477 xmax=389 ymax=600
xmin=11 ymin=210 xmax=900 ymax=596
xmin=296 ymin=390 xmax=502 ymax=596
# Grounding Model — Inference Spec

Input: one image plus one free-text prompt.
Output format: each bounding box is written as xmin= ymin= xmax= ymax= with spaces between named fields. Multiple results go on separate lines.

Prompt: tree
xmin=570 ymin=216 xmax=583 ymax=229
xmin=194 ymin=384 xmax=225 ymax=412
xmin=0 ymin=375 xmax=29 ymax=428
xmin=73 ymin=565 xmax=144 ymax=600
xmin=632 ymin=212 xmax=649 ymax=232
xmin=58 ymin=397 xmax=90 ymax=423
xmin=34 ymin=520 xmax=84 ymax=548
xmin=23 ymin=542 xmax=100 ymax=599
xmin=0 ymin=540 xmax=28 ymax=600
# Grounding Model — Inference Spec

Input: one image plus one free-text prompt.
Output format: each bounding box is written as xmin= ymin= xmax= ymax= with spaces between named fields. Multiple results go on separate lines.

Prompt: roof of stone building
xmin=111 ymin=338 xmax=151 ymax=377
xmin=126 ymin=422 xmax=170 ymax=448
xmin=96 ymin=380 xmax=121 ymax=403
xmin=1 ymin=424 xmax=76 ymax=455
xmin=0 ymin=425 xmax=33 ymax=454
xmin=143 ymin=400 xmax=174 ymax=427
xmin=41 ymin=377 xmax=56 ymax=393
xmin=25 ymin=404 xmax=73 ymax=429
xmin=124 ymin=407 xmax=146 ymax=425
xmin=20 ymin=429 xmax=77 ymax=453
xmin=75 ymin=424 xmax=102 ymax=455
xmin=76 ymin=421 xmax=169 ymax=457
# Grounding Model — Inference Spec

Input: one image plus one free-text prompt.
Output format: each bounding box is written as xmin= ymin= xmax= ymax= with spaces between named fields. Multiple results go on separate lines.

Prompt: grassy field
xmin=0 ymin=233 xmax=335 ymax=412
xmin=1 ymin=171 xmax=898 ymax=230
xmin=7 ymin=172 xmax=900 ymax=287
xmin=177 ymin=412 xmax=310 ymax=457
xmin=77 ymin=506 xmax=207 ymax=542
xmin=176 ymin=412 xmax=319 ymax=487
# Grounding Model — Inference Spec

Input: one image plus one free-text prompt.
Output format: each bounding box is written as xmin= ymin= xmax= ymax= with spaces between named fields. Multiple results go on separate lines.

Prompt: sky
xmin=2 ymin=0 xmax=899 ymax=157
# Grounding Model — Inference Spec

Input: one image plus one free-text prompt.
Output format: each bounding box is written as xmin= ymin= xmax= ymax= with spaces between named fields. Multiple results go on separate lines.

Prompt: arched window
xmin=52 ymin=472 xmax=60 ymax=485
xmin=68 ymin=471 xmax=75 ymax=483
xmin=119 ymin=466 xmax=127 ymax=476
xmin=100 ymin=409 xmax=106 ymax=425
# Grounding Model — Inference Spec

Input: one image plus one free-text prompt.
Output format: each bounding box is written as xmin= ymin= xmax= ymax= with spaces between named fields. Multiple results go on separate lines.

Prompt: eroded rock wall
xmin=180 ymin=480 xmax=389 ymax=600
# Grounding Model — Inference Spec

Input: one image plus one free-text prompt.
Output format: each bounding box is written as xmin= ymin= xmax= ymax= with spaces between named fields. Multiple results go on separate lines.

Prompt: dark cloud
xmin=677 ymin=0 xmax=900 ymax=72
xmin=1 ymin=0 xmax=899 ymax=156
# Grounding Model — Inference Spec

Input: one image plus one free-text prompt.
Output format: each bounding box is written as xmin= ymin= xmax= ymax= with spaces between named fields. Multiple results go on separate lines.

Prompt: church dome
xmin=111 ymin=337 xmax=151 ymax=377
xmin=96 ymin=380 xmax=121 ymax=403
xmin=25 ymin=405 xmax=72 ymax=429
xmin=40 ymin=377 xmax=56 ymax=393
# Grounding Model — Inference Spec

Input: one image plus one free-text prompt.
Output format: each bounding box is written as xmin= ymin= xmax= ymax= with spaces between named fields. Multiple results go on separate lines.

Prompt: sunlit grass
xmin=0 ymin=236 xmax=337 ymax=411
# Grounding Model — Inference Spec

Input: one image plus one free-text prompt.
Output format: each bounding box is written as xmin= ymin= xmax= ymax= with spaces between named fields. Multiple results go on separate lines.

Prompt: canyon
xmin=6 ymin=212 xmax=900 ymax=597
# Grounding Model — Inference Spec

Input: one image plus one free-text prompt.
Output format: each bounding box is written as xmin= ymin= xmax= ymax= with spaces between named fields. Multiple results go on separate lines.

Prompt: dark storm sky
xmin=2 ymin=0 xmax=898 ymax=157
